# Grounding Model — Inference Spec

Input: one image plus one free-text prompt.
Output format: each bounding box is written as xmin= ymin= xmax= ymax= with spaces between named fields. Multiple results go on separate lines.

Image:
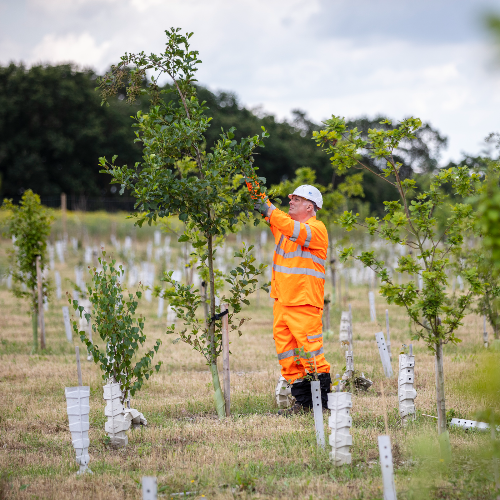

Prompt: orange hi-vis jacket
xmin=266 ymin=203 xmax=328 ymax=308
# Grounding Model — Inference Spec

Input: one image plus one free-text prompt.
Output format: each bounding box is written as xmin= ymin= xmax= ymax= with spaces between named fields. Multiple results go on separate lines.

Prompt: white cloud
xmin=30 ymin=32 xmax=111 ymax=68
xmin=2 ymin=0 xmax=500 ymax=164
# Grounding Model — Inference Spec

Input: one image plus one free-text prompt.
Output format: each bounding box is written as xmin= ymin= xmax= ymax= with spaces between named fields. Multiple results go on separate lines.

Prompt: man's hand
xmin=245 ymin=178 xmax=266 ymax=201
xmin=254 ymin=201 xmax=270 ymax=217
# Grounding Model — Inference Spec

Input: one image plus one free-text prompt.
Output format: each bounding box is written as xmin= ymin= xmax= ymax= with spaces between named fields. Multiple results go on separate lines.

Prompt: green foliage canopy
xmin=71 ymin=253 xmax=162 ymax=400
xmin=1 ymin=189 xmax=53 ymax=311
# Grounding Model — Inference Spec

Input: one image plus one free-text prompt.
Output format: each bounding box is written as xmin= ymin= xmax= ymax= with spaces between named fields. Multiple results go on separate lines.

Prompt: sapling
xmin=70 ymin=252 xmax=162 ymax=432
xmin=1 ymin=190 xmax=53 ymax=351
xmin=314 ymin=116 xmax=484 ymax=437
xmin=97 ymin=28 xmax=269 ymax=418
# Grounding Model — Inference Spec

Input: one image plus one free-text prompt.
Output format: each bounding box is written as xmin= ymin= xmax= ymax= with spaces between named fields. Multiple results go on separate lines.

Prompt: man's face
xmin=288 ymin=194 xmax=313 ymax=221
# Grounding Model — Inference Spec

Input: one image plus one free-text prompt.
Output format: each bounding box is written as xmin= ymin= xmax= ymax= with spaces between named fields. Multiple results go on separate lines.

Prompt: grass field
xmin=0 ymin=217 xmax=499 ymax=500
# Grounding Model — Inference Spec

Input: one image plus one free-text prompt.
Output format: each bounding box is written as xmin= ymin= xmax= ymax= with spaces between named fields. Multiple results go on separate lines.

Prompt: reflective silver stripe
xmin=274 ymin=235 xmax=284 ymax=261
xmin=277 ymin=349 xmax=296 ymax=360
xmin=301 ymin=347 xmax=324 ymax=358
xmin=303 ymin=224 xmax=312 ymax=248
xmin=274 ymin=246 xmax=326 ymax=266
xmin=307 ymin=333 xmax=323 ymax=341
xmin=268 ymin=204 xmax=276 ymax=214
xmin=272 ymin=264 xmax=326 ymax=280
xmin=289 ymin=221 xmax=301 ymax=242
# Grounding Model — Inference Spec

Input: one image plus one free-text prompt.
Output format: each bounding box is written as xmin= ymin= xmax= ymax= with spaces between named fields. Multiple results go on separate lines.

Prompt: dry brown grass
xmin=0 ymin=234 xmax=498 ymax=499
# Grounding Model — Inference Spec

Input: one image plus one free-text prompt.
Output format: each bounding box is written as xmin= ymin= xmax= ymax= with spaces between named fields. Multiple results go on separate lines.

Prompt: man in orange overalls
xmin=252 ymin=184 xmax=331 ymax=415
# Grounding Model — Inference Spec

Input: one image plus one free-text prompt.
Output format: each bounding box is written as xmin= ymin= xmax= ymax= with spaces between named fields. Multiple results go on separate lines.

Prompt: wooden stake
xmin=75 ymin=346 xmax=82 ymax=386
xmin=221 ymin=303 xmax=231 ymax=417
xmin=36 ymin=256 xmax=46 ymax=350
xmin=381 ymin=380 xmax=389 ymax=435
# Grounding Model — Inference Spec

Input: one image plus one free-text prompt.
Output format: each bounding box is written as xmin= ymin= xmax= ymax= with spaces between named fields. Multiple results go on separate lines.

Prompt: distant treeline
xmin=0 ymin=63 xmax=470 ymax=215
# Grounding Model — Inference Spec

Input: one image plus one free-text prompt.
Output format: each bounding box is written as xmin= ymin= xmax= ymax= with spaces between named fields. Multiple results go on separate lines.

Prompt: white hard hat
xmin=288 ymin=185 xmax=323 ymax=209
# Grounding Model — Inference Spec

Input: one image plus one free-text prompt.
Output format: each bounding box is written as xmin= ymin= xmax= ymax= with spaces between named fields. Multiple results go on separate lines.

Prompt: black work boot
xmin=318 ymin=373 xmax=332 ymax=409
xmin=291 ymin=378 xmax=313 ymax=408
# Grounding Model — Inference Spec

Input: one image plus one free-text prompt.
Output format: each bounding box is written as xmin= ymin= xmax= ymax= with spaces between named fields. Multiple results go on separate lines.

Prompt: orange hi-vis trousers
xmin=273 ymin=300 xmax=330 ymax=383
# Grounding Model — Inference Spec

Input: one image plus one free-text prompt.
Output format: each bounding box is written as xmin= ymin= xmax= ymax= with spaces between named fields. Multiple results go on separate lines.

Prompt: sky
xmin=1 ymin=0 xmax=500 ymax=164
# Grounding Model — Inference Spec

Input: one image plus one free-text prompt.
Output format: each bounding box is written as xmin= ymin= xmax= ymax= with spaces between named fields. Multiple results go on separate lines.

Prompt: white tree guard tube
xmin=483 ymin=315 xmax=489 ymax=348
xmin=449 ymin=418 xmax=493 ymax=431
xmin=328 ymin=392 xmax=352 ymax=465
xmin=65 ymin=386 xmax=91 ymax=474
xmin=311 ymin=380 xmax=325 ymax=448
xmin=103 ymin=380 xmax=148 ymax=448
xmin=103 ymin=381 xmax=128 ymax=448
xmin=166 ymin=305 xmax=177 ymax=326
xmin=378 ymin=435 xmax=397 ymax=500
xmin=375 ymin=331 xmax=393 ymax=378
xmin=369 ymin=291 xmax=376 ymax=322
xmin=275 ymin=376 xmax=292 ymax=408
xmin=62 ymin=306 xmax=72 ymax=342
xmin=339 ymin=311 xmax=350 ymax=343
xmin=157 ymin=295 xmax=164 ymax=318
xmin=398 ymin=352 xmax=416 ymax=424
xmin=142 ymin=476 xmax=157 ymax=500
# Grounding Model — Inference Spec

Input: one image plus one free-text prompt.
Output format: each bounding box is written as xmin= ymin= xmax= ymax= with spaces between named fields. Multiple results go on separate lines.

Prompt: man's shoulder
xmin=308 ymin=217 xmax=328 ymax=233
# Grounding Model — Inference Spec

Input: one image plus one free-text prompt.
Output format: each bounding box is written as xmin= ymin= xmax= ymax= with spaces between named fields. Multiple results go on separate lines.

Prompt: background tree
xmin=314 ymin=116 xmax=483 ymax=441
xmin=1 ymin=190 xmax=53 ymax=351
xmin=0 ymin=63 xmax=143 ymax=200
xmin=0 ymin=62 xmax=448 ymax=217
xmin=97 ymin=28 xmax=268 ymax=418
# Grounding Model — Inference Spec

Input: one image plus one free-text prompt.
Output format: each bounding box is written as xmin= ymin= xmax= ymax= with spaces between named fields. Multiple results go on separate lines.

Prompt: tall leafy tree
xmin=97 ymin=28 xmax=268 ymax=418
xmin=314 ymin=116 xmax=483 ymax=443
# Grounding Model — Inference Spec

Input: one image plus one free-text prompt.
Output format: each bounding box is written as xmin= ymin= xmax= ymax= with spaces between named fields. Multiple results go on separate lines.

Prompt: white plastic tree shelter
xmin=103 ymin=379 xmax=148 ymax=448
xmin=36 ymin=256 xmax=46 ymax=350
xmin=166 ymin=305 xmax=176 ymax=326
xmin=369 ymin=291 xmax=376 ymax=322
xmin=311 ymin=380 xmax=325 ymax=448
xmin=157 ymin=295 xmax=164 ymax=318
xmin=449 ymin=418 xmax=494 ymax=431
xmin=375 ymin=331 xmax=393 ymax=378
xmin=275 ymin=376 xmax=292 ymax=408
xmin=385 ymin=309 xmax=392 ymax=361
xmin=378 ymin=435 xmax=397 ymax=500
xmin=348 ymin=303 xmax=353 ymax=348
xmin=62 ymin=306 xmax=72 ymax=342
xmin=55 ymin=270 xmax=62 ymax=300
xmin=483 ymin=315 xmax=489 ymax=348
xmin=64 ymin=346 xmax=91 ymax=474
xmin=328 ymin=391 xmax=352 ymax=465
xmin=398 ymin=345 xmax=416 ymax=424
xmin=339 ymin=312 xmax=350 ymax=343
xmin=142 ymin=476 xmax=157 ymax=500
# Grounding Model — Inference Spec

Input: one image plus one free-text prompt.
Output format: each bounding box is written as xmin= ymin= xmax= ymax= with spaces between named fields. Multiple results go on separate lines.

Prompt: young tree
xmin=97 ymin=28 xmax=268 ymax=418
xmin=70 ymin=253 xmax=162 ymax=401
xmin=314 ymin=116 xmax=484 ymax=437
xmin=1 ymin=190 xmax=53 ymax=351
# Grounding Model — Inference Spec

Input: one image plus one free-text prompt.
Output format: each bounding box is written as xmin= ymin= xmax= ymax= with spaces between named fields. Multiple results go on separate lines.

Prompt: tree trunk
xmin=207 ymin=233 xmax=225 ymax=419
xmin=210 ymin=363 xmax=225 ymax=418
xmin=435 ymin=339 xmax=446 ymax=434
